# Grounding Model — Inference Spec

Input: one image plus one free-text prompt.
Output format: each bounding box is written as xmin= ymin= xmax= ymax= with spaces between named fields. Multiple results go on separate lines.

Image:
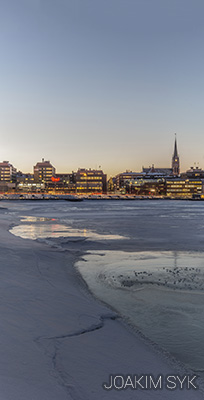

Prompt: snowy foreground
xmin=0 ymin=203 xmax=203 ymax=399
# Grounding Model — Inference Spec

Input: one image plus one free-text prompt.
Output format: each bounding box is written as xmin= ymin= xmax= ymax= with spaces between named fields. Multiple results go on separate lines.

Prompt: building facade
xmin=16 ymin=172 xmax=45 ymax=192
xmin=166 ymin=178 xmax=203 ymax=197
xmin=45 ymin=173 xmax=76 ymax=193
xmin=182 ymin=166 xmax=204 ymax=179
xmin=125 ymin=178 xmax=166 ymax=196
xmin=0 ymin=161 xmax=17 ymax=182
xmin=75 ymin=169 xmax=107 ymax=193
xmin=142 ymin=166 xmax=172 ymax=176
xmin=33 ymin=159 xmax=56 ymax=183
xmin=115 ymin=171 xmax=144 ymax=190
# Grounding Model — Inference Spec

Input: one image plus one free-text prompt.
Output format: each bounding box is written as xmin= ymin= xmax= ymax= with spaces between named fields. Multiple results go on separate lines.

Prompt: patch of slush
xmin=76 ymin=250 xmax=204 ymax=375
xmin=10 ymin=223 xmax=126 ymax=241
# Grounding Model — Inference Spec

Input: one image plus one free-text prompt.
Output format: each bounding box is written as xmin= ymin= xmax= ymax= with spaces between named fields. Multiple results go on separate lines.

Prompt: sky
xmin=0 ymin=0 xmax=204 ymax=176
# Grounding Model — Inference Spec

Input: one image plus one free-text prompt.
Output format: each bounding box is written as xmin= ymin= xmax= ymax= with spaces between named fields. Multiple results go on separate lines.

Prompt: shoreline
xmin=0 ymin=204 xmax=204 ymax=399
xmin=0 ymin=195 xmax=203 ymax=201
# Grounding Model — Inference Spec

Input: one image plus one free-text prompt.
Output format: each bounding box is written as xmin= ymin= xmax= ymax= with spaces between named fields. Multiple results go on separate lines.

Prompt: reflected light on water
xmin=10 ymin=223 xmax=126 ymax=241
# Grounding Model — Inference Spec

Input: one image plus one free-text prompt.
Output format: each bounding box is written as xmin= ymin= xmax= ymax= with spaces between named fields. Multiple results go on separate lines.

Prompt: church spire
xmin=172 ymin=134 xmax=180 ymax=175
xmin=173 ymin=134 xmax=178 ymax=158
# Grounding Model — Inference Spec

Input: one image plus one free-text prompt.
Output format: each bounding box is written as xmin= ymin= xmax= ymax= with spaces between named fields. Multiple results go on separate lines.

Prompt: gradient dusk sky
xmin=0 ymin=0 xmax=204 ymax=175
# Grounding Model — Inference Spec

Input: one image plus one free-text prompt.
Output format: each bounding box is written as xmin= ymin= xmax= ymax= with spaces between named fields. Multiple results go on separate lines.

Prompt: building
xmin=46 ymin=173 xmax=76 ymax=193
xmin=172 ymin=135 xmax=180 ymax=175
xmin=125 ymin=178 xmax=166 ymax=196
xmin=124 ymin=177 xmax=203 ymax=198
xmin=107 ymin=176 xmax=117 ymax=192
xmin=142 ymin=166 xmax=172 ymax=176
xmin=182 ymin=166 xmax=204 ymax=179
xmin=16 ymin=172 xmax=45 ymax=192
xmin=75 ymin=169 xmax=107 ymax=193
xmin=34 ymin=159 xmax=55 ymax=183
xmin=16 ymin=172 xmax=34 ymax=183
xmin=115 ymin=171 xmax=144 ymax=190
xmin=0 ymin=161 xmax=17 ymax=182
xmin=142 ymin=136 xmax=180 ymax=177
xmin=166 ymin=178 xmax=203 ymax=197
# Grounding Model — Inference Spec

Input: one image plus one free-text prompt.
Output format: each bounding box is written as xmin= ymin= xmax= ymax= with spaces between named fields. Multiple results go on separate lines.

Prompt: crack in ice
xmin=34 ymin=314 xmax=118 ymax=399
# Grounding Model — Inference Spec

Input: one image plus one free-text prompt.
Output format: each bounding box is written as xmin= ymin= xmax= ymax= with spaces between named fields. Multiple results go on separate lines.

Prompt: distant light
xmin=51 ymin=177 xmax=60 ymax=182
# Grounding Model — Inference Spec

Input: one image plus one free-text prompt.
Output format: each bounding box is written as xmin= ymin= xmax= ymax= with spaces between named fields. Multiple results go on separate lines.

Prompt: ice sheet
xmin=76 ymin=250 xmax=204 ymax=374
xmin=2 ymin=200 xmax=204 ymax=399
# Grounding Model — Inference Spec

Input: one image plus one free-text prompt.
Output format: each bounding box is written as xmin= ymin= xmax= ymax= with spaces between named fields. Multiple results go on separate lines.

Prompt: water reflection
xmin=20 ymin=216 xmax=56 ymax=222
xmin=10 ymin=222 xmax=126 ymax=241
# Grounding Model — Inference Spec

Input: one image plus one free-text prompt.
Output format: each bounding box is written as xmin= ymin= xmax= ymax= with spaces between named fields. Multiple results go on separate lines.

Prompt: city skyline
xmin=1 ymin=1 xmax=204 ymax=174
xmin=1 ymin=136 xmax=203 ymax=179
xmin=1 ymin=135 xmax=203 ymax=177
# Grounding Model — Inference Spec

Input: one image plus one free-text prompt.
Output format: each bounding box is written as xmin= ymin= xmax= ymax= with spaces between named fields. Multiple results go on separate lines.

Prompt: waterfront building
xmin=142 ymin=165 xmax=172 ymax=176
xmin=115 ymin=171 xmax=144 ymax=189
xmin=0 ymin=161 xmax=17 ymax=182
xmin=16 ymin=172 xmax=44 ymax=192
xmin=46 ymin=173 xmax=76 ymax=193
xmin=166 ymin=178 xmax=203 ymax=197
xmin=34 ymin=159 xmax=55 ymax=183
xmin=107 ymin=177 xmax=117 ymax=192
xmin=142 ymin=136 xmax=180 ymax=177
xmin=123 ymin=176 xmax=203 ymax=198
xmin=182 ymin=166 xmax=204 ymax=179
xmin=16 ymin=172 xmax=34 ymax=183
xmin=75 ymin=169 xmax=107 ymax=193
xmin=125 ymin=178 xmax=166 ymax=196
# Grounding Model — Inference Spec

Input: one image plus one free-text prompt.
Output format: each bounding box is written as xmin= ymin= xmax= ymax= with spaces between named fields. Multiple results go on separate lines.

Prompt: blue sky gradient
xmin=0 ymin=0 xmax=204 ymax=175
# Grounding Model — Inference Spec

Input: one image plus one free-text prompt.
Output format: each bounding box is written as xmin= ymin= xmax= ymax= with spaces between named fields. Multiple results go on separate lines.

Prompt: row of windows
xmin=166 ymin=181 xmax=202 ymax=185
xmin=89 ymin=186 xmax=102 ymax=188
xmin=77 ymin=186 xmax=102 ymax=190
xmin=35 ymin=168 xmax=53 ymax=171
xmin=167 ymin=189 xmax=201 ymax=192
xmin=77 ymin=177 xmax=102 ymax=180
xmin=167 ymin=185 xmax=202 ymax=189
xmin=38 ymin=174 xmax=53 ymax=177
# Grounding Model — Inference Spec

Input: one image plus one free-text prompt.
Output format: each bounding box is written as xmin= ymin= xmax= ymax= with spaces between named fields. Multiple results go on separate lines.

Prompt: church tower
xmin=172 ymin=134 xmax=180 ymax=175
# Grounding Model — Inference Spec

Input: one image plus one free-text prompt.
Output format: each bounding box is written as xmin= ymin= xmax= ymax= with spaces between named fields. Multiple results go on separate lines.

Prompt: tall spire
xmin=173 ymin=133 xmax=178 ymax=158
xmin=172 ymin=133 xmax=180 ymax=175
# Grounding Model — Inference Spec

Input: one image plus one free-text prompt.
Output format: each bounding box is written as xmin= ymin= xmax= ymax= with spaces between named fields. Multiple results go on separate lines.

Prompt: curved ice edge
xmin=74 ymin=261 xmax=204 ymax=393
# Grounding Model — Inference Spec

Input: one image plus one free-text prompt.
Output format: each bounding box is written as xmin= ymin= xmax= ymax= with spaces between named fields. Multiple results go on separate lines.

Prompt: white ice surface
xmin=0 ymin=205 xmax=202 ymax=399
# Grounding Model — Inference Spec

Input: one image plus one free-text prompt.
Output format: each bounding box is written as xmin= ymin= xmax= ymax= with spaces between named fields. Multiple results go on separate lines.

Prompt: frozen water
xmin=7 ymin=199 xmax=204 ymax=394
xmin=76 ymin=250 xmax=204 ymax=375
xmin=10 ymin=218 xmax=126 ymax=241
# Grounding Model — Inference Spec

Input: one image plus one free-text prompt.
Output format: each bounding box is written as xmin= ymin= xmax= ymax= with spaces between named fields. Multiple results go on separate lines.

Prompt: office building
xmin=166 ymin=178 xmax=203 ymax=197
xmin=75 ymin=169 xmax=107 ymax=193
xmin=34 ymin=159 xmax=55 ymax=183
xmin=0 ymin=161 xmax=17 ymax=182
